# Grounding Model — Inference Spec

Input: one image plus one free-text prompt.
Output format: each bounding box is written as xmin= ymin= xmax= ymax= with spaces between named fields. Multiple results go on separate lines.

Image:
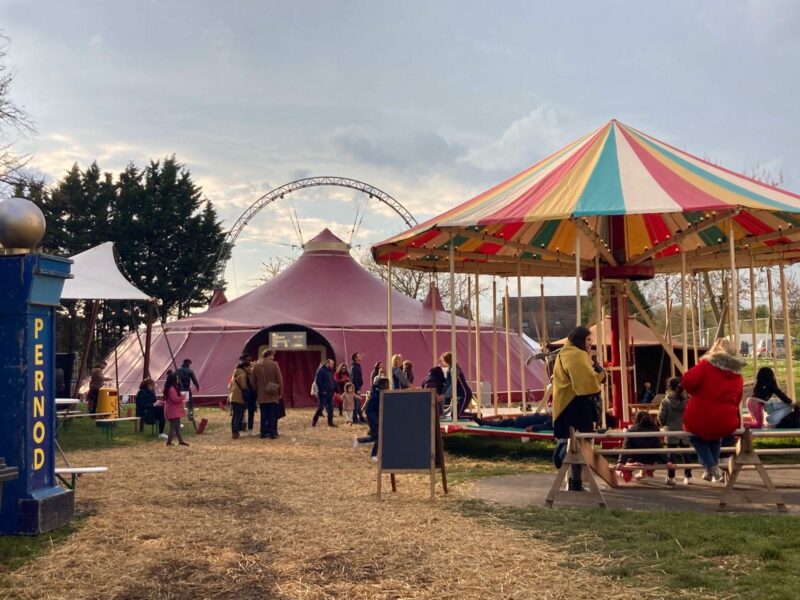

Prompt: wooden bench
xmin=0 ymin=458 xmax=19 ymax=508
xmin=55 ymin=466 xmax=108 ymax=490
xmin=546 ymin=428 xmax=800 ymax=511
xmin=95 ymin=417 xmax=140 ymax=440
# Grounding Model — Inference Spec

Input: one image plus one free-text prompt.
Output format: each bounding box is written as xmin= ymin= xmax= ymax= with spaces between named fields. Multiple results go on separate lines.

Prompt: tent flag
xmin=61 ymin=242 xmax=150 ymax=301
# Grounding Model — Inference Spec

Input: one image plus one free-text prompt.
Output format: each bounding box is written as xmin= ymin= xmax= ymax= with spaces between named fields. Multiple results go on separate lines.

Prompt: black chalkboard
xmin=378 ymin=389 xmax=435 ymax=471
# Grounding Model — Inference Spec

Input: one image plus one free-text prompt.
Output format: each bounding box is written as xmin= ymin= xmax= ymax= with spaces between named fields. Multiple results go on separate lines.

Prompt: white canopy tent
xmin=61 ymin=242 xmax=150 ymax=301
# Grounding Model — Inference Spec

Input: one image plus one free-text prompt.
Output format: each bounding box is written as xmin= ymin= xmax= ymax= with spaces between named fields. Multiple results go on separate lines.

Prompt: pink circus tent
xmin=103 ymin=229 xmax=546 ymax=407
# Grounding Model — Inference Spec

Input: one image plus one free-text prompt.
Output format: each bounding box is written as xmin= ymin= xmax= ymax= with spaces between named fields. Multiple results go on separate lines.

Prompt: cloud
xmin=464 ymin=105 xmax=568 ymax=171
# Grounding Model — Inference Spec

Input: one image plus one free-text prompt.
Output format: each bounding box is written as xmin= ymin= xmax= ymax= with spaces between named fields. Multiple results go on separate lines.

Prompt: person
xmin=334 ymin=362 xmax=351 ymax=416
xmin=349 ymin=353 xmax=365 ymax=423
xmin=250 ymin=349 xmax=283 ymax=439
xmin=473 ymin=413 xmax=552 ymax=432
xmin=440 ymin=351 xmax=473 ymax=418
xmin=370 ymin=361 xmax=385 ymax=385
xmin=617 ymin=411 xmax=666 ymax=482
xmin=356 ymin=376 xmax=390 ymax=460
xmin=229 ymin=357 xmax=250 ymax=439
xmin=163 ymin=371 xmax=189 ymax=446
xmin=658 ymin=376 xmax=692 ymax=485
xmin=312 ymin=358 xmax=337 ymax=427
xmin=87 ymin=361 xmax=110 ymax=414
xmin=391 ymin=354 xmax=410 ymax=389
xmin=747 ymin=366 xmax=792 ymax=429
xmin=239 ymin=354 xmax=257 ymax=435
xmin=421 ymin=365 xmax=447 ymax=411
xmin=341 ymin=382 xmax=362 ymax=426
xmin=402 ymin=360 xmax=415 ymax=386
xmin=177 ymin=358 xmax=200 ymax=425
xmin=135 ymin=378 xmax=156 ymax=433
xmin=639 ymin=381 xmax=655 ymax=404
xmin=682 ymin=337 xmax=745 ymax=483
xmin=153 ymin=385 xmax=167 ymax=439
xmin=552 ymin=326 xmax=605 ymax=491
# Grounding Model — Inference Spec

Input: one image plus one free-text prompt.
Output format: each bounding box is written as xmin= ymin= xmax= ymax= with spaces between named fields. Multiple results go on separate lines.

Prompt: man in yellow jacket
xmin=552 ymin=326 xmax=605 ymax=491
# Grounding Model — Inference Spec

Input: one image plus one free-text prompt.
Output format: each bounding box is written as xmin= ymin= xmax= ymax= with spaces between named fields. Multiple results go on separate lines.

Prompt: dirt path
xmin=4 ymin=410 xmax=667 ymax=599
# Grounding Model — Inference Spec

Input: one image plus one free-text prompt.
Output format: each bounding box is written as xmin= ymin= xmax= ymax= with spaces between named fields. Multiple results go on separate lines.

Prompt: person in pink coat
xmin=163 ymin=371 xmax=189 ymax=446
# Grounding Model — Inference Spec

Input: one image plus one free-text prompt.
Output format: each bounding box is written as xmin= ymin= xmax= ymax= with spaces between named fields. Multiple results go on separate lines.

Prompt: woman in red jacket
xmin=682 ymin=338 xmax=745 ymax=482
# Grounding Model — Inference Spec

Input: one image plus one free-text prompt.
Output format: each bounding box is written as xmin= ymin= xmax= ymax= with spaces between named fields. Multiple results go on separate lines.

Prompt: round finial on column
xmin=0 ymin=197 xmax=46 ymax=254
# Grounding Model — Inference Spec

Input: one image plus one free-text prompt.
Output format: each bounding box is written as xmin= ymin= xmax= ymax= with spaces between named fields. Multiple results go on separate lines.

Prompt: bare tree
xmin=257 ymin=256 xmax=293 ymax=282
xmin=0 ymin=35 xmax=35 ymax=195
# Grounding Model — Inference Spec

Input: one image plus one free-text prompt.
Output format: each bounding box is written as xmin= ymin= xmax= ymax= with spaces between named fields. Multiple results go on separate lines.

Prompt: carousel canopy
xmin=372 ymin=120 xmax=800 ymax=276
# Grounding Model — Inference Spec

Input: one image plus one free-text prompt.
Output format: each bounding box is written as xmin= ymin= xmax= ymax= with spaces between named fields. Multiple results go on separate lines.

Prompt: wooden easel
xmin=719 ymin=429 xmax=788 ymax=512
xmin=545 ymin=428 xmax=607 ymax=508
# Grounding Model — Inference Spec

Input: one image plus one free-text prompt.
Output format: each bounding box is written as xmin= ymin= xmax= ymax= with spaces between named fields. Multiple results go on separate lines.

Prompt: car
xmin=757 ymin=338 xmax=786 ymax=359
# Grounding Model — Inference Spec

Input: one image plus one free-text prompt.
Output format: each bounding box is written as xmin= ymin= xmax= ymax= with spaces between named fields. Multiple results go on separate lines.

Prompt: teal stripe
xmin=631 ymin=131 xmax=800 ymax=213
xmin=529 ymin=220 xmax=561 ymax=248
xmin=698 ymin=226 xmax=726 ymax=246
xmin=574 ymin=127 xmax=626 ymax=216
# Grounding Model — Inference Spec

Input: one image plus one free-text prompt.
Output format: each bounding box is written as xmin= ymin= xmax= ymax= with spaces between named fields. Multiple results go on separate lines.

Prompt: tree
xmin=0 ymin=35 xmax=35 ymax=197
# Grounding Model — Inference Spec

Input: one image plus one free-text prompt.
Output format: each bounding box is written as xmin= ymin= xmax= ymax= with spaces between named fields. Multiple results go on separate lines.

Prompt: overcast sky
xmin=3 ymin=0 xmax=800 ymax=299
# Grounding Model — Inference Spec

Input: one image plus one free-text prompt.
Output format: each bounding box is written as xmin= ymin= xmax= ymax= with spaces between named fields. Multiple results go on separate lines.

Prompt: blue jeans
xmin=689 ymin=436 xmax=721 ymax=469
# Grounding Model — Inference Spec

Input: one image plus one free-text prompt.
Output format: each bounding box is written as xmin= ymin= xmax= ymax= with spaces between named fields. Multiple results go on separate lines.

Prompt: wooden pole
xmin=780 ymin=264 xmax=794 ymax=398
xmin=517 ymin=264 xmax=526 ymax=410
xmin=689 ymin=273 xmax=698 ymax=366
xmin=387 ymin=260 xmax=394 ymax=390
xmin=493 ymin=277 xmax=498 ymax=412
xmin=143 ymin=300 xmax=154 ymax=379
xmin=595 ymin=256 xmax=606 ymax=428
xmin=767 ymin=268 xmax=779 ymax=375
xmin=749 ymin=253 xmax=757 ymax=373
xmin=449 ymin=237 xmax=457 ymax=423
xmin=730 ymin=219 xmax=739 ymax=352
xmin=73 ymin=299 xmax=101 ymax=398
xmin=504 ymin=279 xmax=512 ymax=407
xmin=666 ymin=278 xmax=675 ymax=377
xmin=540 ymin=277 xmax=548 ymax=347
xmin=697 ymin=273 xmax=705 ymax=347
xmin=431 ymin=273 xmax=438 ymax=367
xmin=617 ymin=283 xmax=631 ymax=423
xmin=575 ymin=235 xmax=581 ymax=326
xmin=474 ymin=270 xmax=481 ymax=418
xmin=681 ymin=252 xmax=688 ymax=371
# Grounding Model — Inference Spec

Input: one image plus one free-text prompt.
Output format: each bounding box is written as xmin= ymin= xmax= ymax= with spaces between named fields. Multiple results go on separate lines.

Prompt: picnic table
xmin=95 ymin=417 xmax=141 ymax=441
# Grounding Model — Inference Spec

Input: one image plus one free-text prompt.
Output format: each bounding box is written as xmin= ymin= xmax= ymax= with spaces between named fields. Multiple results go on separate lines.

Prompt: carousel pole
xmin=689 ymin=273 xmax=699 ymax=366
xmin=749 ymin=253 xmax=757 ymax=373
xmin=697 ymin=273 xmax=705 ymax=347
xmin=467 ymin=277 xmax=473 ymax=389
xmin=681 ymin=252 xmax=688 ymax=371
xmin=517 ymin=263 xmax=526 ymax=411
xmin=387 ymin=260 xmax=394 ymax=389
xmin=595 ymin=256 xmax=606 ymax=428
xmin=474 ymin=270 xmax=481 ymax=418
xmin=575 ymin=235 xmax=581 ymax=325
xmin=431 ymin=272 xmax=438 ymax=367
xmin=729 ymin=219 xmax=740 ymax=352
xmin=666 ymin=278 xmax=675 ymax=377
xmin=449 ymin=236 xmax=457 ymax=423
xmin=504 ymin=279 xmax=512 ymax=407
xmin=767 ymin=268 xmax=779 ymax=375
xmin=540 ymin=277 xmax=548 ymax=348
xmin=780 ymin=264 xmax=795 ymax=398
xmin=492 ymin=277 xmax=498 ymax=413
xmin=617 ymin=282 xmax=631 ymax=423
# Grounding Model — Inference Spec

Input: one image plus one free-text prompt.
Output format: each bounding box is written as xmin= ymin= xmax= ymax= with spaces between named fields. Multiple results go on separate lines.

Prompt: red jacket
xmin=682 ymin=353 xmax=745 ymax=440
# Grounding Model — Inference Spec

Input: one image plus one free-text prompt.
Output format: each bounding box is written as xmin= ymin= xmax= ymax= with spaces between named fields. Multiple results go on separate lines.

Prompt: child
xmin=640 ymin=381 xmax=655 ymax=403
xmin=748 ymin=366 xmax=793 ymax=428
xmin=617 ymin=411 xmax=666 ymax=482
xmin=163 ymin=371 xmax=189 ymax=447
xmin=341 ymin=382 xmax=362 ymax=426
xmin=402 ymin=360 xmax=415 ymax=386
xmin=658 ymin=376 xmax=692 ymax=485
xmin=355 ymin=377 xmax=390 ymax=459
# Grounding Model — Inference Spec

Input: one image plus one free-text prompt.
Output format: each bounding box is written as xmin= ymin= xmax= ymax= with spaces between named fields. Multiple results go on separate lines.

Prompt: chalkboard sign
xmin=377 ymin=389 xmax=446 ymax=499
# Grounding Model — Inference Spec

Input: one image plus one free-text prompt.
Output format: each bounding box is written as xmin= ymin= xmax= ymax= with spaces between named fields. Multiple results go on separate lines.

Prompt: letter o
xmin=32 ymin=421 xmax=45 ymax=444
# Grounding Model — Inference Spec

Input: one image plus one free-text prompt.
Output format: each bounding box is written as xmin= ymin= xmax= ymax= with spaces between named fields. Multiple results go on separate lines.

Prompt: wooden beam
xmin=449 ymin=237 xmax=457 ymax=423
xmin=780 ymin=264 xmax=794 ymax=398
xmin=574 ymin=218 xmax=618 ymax=266
xmin=627 ymin=287 xmax=687 ymax=375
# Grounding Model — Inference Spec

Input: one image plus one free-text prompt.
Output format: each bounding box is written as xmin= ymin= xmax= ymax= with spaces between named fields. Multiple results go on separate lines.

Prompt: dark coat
xmin=250 ymin=358 xmax=283 ymax=404
xmin=422 ymin=367 xmax=446 ymax=395
xmin=620 ymin=422 xmax=665 ymax=465
xmin=177 ymin=366 xmax=199 ymax=391
xmin=351 ymin=362 xmax=364 ymax=391
xmin=135 ymin=388 xmax=156 ymax=417
xmin=752 ymin=379 xmax=792 ymax=403
xmin=315 ymin=364 xmax=335 ymax=398
xmin=683 ymin=352 xmax=745 ymax=441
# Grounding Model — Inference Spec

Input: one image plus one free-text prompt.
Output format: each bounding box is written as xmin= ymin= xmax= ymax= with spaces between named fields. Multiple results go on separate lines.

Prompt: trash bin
xmin=97 ymin=388 xmax=119 ymax=418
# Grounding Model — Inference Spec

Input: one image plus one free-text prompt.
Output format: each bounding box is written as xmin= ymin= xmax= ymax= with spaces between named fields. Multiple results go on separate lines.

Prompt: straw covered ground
xmin=4 ymin=409 xmax=672 ymax=600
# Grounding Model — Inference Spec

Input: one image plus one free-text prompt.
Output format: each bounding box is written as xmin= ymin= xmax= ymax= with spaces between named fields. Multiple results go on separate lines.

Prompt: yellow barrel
xmin=97 ymin=388 xmax=119 ymax=418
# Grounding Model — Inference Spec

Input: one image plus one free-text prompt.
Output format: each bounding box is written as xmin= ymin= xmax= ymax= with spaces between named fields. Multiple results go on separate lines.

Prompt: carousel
xmin=372 ymin=119 xmax=800 ymax=425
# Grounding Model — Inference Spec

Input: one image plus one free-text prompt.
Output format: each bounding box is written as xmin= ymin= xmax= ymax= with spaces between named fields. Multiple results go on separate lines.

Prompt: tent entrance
xmin=242 ymin=325 xmax=335 ymax=408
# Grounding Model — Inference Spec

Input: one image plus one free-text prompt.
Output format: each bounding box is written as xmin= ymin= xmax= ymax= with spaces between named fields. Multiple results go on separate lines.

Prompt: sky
xmin=3 ymin=0 xmax=800 ymax=300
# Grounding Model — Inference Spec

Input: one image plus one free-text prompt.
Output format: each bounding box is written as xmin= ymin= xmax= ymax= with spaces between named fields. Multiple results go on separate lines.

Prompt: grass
xmin=57 ymin=403 xmax=203 ymax=452
xmin=458 ymin=499 xmax=800 ymax=599
xmin=0 ymin=520 xmax=82 ymax=574
xmin=443 ymin=434 xmax=555 ymax=485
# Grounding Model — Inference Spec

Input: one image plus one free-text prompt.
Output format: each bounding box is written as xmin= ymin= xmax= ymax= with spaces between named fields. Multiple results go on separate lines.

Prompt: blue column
xmin=0 ymin=253 xmax=73 ymax=535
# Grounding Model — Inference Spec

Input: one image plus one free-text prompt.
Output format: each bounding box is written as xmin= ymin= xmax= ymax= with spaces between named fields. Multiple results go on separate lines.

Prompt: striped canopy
xmin=372 ymin=120 xmax=800 ymax=276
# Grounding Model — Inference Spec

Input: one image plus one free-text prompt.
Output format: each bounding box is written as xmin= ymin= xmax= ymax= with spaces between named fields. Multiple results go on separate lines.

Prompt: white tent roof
xmin=61 ymin=242 xmax=150 ymax=301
